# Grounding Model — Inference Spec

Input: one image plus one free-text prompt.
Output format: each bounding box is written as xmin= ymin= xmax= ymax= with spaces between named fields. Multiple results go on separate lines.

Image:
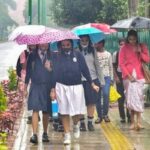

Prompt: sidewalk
xmin=12 ymin=106 xmax=110 ymax=150
xmin=11 ymin=104 xmax=150 ymax=150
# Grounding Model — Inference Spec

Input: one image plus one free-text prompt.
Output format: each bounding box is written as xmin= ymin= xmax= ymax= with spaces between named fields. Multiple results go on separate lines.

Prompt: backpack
xmin=16 ymin=50 xmax=29 ymax=77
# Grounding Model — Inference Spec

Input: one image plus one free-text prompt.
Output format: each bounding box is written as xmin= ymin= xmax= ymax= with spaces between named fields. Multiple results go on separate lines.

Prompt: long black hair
xmin=126 ymin=29 xmax=139 ymax=43
xmin=78 ymin=35 xmax=95 ymax=54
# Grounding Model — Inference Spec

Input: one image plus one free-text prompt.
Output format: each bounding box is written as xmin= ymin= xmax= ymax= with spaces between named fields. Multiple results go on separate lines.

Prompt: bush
xmin=0 ymin=84 xmax=7 ymax=112
xmin=7 ymin=67 xmax=17 ymax=91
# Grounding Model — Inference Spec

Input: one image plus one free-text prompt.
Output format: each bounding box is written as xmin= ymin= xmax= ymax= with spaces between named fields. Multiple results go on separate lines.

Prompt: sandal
xmin=95 ymin=118 xmax=103 ymax=124
xmin=104 ymin=116 xmax=110 ymax=122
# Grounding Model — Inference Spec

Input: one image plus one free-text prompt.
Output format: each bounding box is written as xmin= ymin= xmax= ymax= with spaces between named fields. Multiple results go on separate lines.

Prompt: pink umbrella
xmin=75 ymin=23 xmax=117 ymax=34
xmin=8 ymin=25 xmax=46 ymax=41
xmin=15 ymin=28 xmax=79 ymax=45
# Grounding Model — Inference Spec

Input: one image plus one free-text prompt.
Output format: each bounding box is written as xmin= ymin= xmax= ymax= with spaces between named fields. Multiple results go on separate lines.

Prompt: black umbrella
xmin=111 ymin=16 xmax=150 ymax=29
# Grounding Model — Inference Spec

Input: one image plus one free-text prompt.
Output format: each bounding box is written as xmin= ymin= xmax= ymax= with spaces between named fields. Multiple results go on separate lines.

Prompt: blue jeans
xmin=96 ymin=76 xmax=111 ymax=118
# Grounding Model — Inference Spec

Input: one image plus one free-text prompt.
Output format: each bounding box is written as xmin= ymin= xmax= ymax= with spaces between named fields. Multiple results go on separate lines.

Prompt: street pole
xmin=38 ymin=0 xmax=41 ymax=24
xmin=28 ymin=0 xmax=32 ymax=24
xmin=41 ymin=0 xmax=46 ymax=25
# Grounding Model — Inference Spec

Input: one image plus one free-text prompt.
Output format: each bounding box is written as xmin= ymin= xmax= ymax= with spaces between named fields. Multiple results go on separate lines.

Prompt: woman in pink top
xmin=119 ymin=30 xmax=150 ymax=130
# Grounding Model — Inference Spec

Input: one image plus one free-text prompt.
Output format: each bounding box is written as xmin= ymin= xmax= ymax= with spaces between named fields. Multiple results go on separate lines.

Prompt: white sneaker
xmin=63 ymin=133 xmax=71 ymax=145
xmin=73 ymin=124 xmax=80 ymax=139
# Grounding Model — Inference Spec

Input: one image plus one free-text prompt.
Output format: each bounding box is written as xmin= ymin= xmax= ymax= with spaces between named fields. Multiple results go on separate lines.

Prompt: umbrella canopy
xmin=111 ymin=16 xmax=150 ymax=29
xmin=8 ymin=25 xmax=46 ymax=41
xmin=15 ymin=28 xmax=79 ymax=45
xmin=76 ymin=23 xmax=116 ymax=34
xmin=72 ymin=26 xmax=105 ymax=43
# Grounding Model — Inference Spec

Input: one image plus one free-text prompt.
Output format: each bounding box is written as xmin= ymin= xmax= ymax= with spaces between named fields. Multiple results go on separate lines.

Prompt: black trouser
xmin=116 ymin=72 xmax=130 ymax=120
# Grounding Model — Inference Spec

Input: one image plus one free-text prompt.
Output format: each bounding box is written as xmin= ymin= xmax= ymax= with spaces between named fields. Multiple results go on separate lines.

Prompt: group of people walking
xmin=16 ymin=29 xmax=150 ymax=145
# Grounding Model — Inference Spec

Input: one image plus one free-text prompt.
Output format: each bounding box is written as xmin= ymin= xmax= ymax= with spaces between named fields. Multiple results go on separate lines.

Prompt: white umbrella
xmin=8 ymin=25 xmax=46 ymax=41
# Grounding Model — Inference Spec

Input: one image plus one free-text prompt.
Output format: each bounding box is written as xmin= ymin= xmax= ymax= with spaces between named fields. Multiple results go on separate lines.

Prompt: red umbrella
xmin=91 ymin=23 xmax=117 ymax=34
xmin=76 ymin=23 xmax=117 ymax=34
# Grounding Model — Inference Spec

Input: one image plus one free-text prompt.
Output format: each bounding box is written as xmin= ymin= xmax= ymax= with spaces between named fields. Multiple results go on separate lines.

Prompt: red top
xmin=119 ymin=43 xmax=150 ymax=79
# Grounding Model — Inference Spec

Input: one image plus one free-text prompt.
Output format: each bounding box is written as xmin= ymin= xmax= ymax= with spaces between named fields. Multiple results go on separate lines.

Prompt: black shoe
xmin=95 ymin=118 xmax=103 ymax=124
xmin=30 ymin=134 xmax=38 ymax=144
xmin=103 ymin=116 xmax=110 ymax=123
xmin=57 ymin=124 xmax=64 ymax=132
xmin=80 ymin=122 xmax=87 ymax=131
xmin=88 ymin=122 xmax=95 ymax=131
xmin=120 ymin=119 xmax=126 ymax=123
xmin=42 ymin=133 xmax=49 ymax=142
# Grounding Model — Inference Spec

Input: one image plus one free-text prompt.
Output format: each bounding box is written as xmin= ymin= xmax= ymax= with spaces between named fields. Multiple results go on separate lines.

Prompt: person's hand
xmin=137 ymin=45 xmax=142 ymax=53
xmin=110 ymin=80 xmax=114 ymax=85
xmin=115 ymin=76 xmax=120 ymax=84
xmin=91 ymin=83 xmax=99 ymax=93
xmin=50 ymin=88 xmax=56 ymax=100
xmin=22 ymin=63 xmax=27 ymax=69
xmin=24 ymin=84 xmax=28 ymax=98
xmin=128 ymin=75 xmax=136 ymax=82
xmin=44 ymin=60 xmax=52 ymax=71
xmin=24 ymin=87 xmax=28 ymax=98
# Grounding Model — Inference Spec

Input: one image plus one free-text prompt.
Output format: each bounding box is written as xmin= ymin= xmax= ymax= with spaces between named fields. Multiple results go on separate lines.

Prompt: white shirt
xmin=97 ymin=50 xmax=113 ymax=80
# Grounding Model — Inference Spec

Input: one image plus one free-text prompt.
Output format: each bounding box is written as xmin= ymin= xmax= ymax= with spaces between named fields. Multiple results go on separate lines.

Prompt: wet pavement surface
xmin=10 ymin=106 xmax=150 ymax=150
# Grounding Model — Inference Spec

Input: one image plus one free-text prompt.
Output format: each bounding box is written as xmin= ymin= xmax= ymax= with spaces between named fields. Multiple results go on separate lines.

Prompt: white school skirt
xmin=55 ymin=82 xmax=86 ymax=116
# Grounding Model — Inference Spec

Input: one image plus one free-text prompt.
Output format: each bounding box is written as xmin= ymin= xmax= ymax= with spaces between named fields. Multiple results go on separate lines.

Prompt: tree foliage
xmin=0 ymin=0 xmax=17 ymax=40
xmin=96 ymin=0 xmax=128 ymax=24
xmin=50 ymin=0 xmax=129 ymax=26
xmin=137 ymin=0 xmax=148 ymax=16
xmin=50 ymin=0 xmax=102 ymax=26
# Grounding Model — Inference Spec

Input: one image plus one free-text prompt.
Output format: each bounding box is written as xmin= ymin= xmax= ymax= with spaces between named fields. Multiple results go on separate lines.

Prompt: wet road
xmin=0 ymin=41 xmax=26 ymax=80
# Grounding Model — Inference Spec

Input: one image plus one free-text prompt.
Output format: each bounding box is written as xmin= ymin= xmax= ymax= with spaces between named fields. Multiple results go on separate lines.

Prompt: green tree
xmin=137 ymin=0 xmax=149 ymax=16
xmin=50 ymin=0 xmax=102 ymax=26
xmin=0 ymin=0 xmax=17 ymax=40
xmin=97 ymin=0 xmax=128 ymax=24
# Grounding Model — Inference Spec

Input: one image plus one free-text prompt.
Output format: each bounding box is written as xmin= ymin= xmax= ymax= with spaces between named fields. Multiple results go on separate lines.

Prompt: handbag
xmin=109 ymin=85 xmax=121 ymax=103
xmin=142 ymin=63 xmax=150 ymax=84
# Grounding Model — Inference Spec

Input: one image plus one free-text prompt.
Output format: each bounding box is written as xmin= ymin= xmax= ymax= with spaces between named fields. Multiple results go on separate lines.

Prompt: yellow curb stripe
xmin=100 ymin=122 xmax=134 ymax=150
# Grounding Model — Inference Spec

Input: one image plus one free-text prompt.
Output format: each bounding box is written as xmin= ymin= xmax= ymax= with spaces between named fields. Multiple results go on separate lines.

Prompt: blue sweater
xmin=52 ymin=50 xmax=92 ymax=86
xmin=25 ymin=51 xmax=53 ymax=86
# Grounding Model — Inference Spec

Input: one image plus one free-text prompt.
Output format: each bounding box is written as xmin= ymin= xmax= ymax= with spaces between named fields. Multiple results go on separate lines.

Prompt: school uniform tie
xmin=41 ymin=52 xmax=46 ymax=64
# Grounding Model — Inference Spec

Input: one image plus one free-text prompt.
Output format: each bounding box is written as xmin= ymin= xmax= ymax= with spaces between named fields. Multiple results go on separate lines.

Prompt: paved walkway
xmin=11 ymin=105 xmax=150 ymax=150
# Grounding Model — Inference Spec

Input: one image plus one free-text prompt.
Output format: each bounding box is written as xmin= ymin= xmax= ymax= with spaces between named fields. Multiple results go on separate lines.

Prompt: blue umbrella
xmin=72 ymin=26 xmax=105 ymax=43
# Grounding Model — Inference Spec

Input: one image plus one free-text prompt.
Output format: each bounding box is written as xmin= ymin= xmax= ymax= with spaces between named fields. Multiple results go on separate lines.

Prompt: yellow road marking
xmin=100 ymin=122 xmax=134 ymax=150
